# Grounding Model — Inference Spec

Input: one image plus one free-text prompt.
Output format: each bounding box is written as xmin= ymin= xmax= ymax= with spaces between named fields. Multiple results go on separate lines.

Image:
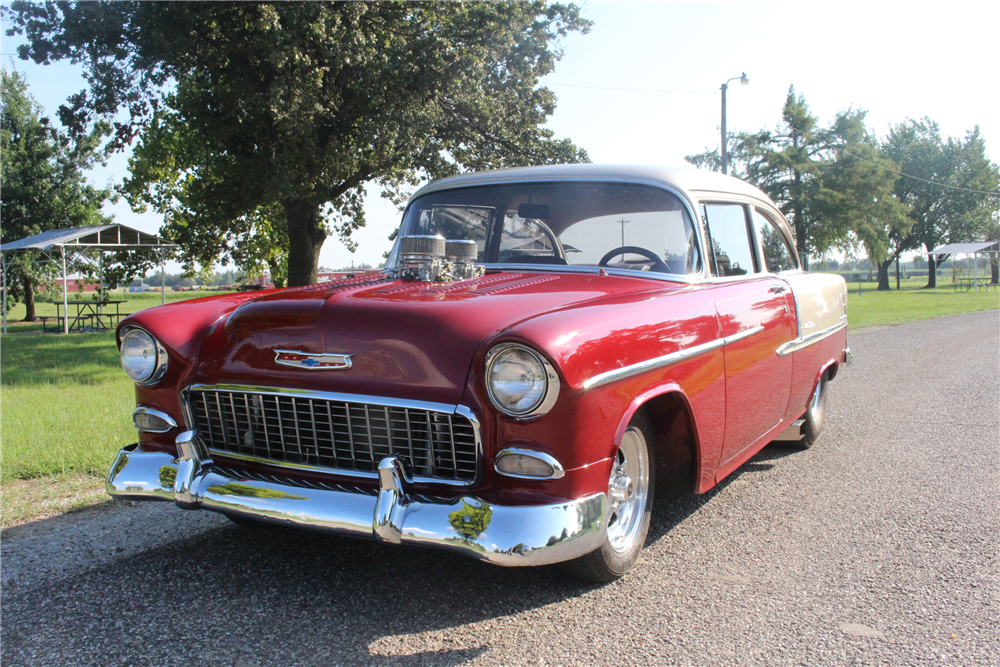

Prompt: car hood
xmin=190 ymin=271 xmax=675 ymax=405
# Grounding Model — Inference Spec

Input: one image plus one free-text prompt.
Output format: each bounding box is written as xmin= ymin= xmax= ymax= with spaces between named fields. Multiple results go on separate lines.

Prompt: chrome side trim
xmin=132 ymin=406 xmax=178 ymax=433
xmin=494 ymin=448 xmax=567 ymax=480
xmin=775 ymin=321 xmax=848 ymax=357
xmin=583 ymin=326 xmax=764 ymax=390
xmin=723 ymin=325 xmax=765 ymax=345
xmin=107 ymin=447 xmax=607 ymax=567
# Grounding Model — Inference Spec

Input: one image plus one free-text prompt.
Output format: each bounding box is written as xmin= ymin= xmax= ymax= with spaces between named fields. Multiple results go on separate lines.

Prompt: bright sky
xmin=3 ymin=1 xmax=997 ymax=271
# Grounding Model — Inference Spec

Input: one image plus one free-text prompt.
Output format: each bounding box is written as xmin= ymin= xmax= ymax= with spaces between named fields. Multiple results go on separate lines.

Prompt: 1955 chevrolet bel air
xmin=108 ymin=164 xmax=850 ymax=581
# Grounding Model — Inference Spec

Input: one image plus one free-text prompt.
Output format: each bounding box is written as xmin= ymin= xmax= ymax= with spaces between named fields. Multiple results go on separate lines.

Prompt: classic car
xmin=108 ymin=164 xmax=850 ymax=581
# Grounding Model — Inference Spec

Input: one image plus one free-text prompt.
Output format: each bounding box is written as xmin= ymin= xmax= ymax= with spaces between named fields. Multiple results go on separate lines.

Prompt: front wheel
xmin=560 ymin=412 xmax=655 ymax=582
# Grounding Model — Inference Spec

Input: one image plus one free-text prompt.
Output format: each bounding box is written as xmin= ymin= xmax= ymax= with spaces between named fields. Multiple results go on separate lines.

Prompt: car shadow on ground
xmin=1 ymin=444 xmax=806 ymax=667
xmin=645 ymin=441 xmax=799 ymax=545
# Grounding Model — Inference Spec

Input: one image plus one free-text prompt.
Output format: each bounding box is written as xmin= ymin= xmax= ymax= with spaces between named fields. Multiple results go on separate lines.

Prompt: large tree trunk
xmin=924 ymin=244 xmax=939 ymax=289
xmin=21 ymin=274 xmax=36 ymax=322
xmin=284 ymin=199 xmax=326 ymax=287
xmin=876 ymin=260 xmax=892 ymax=291
xmin=991 ymin=256 xmax=999 ymax=285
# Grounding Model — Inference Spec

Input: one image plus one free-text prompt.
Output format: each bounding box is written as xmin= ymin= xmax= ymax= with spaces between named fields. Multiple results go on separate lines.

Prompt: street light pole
xmin=720 ymin=72 xmax=749 ymax=175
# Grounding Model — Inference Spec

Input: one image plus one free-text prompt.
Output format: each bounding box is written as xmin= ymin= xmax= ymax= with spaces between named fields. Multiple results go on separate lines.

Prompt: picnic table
xmin=954 ymin=278 xmax=993 ymax=293
xmin=41 ymin=299 xmax=127 ymax=333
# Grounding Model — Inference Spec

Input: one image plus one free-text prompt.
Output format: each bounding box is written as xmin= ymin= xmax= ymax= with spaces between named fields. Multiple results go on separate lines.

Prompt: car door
xmin=700 ymin=202 xmax=796 ymax=471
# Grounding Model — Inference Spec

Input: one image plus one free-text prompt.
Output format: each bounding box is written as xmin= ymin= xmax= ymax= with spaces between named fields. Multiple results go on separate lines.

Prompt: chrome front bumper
xmin=106 ymin=431 xmax=606 ymax=567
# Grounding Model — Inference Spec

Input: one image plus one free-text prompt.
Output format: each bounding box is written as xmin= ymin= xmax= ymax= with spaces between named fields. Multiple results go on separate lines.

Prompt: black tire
xmin=800 ymin=370 xmax=829 ymax=448
xmin=560 ymin=411 xmax=655 ymax=582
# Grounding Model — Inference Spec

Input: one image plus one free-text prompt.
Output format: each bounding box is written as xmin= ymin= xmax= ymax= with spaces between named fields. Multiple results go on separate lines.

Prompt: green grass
xmin=1 ymin=290 xmax=225 ymax=334
xmin=844 ymin=276 xmax=999 ymax=328
xmin=1 ymin=332 xmax=135 ymax=482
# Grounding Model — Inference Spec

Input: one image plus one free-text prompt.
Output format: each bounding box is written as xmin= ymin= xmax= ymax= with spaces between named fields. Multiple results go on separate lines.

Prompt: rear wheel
xmin=800 ymin=371 xmax=829 ymax=448
xmin=561 ymin=412 xmax=654 ymax=582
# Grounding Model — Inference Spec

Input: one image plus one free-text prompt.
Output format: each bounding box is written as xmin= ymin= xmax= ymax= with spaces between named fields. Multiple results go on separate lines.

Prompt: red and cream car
xmin=108 ymin=165 xmax=850 ymax=581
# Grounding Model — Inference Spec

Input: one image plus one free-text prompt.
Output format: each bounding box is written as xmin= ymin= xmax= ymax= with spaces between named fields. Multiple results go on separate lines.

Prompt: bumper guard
xmin=106 ymin=431 xmax=606 ymax=567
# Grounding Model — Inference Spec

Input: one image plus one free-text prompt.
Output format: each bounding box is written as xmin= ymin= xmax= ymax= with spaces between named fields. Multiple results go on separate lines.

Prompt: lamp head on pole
xmin=739 ymin=72 xmax=749 ymax=86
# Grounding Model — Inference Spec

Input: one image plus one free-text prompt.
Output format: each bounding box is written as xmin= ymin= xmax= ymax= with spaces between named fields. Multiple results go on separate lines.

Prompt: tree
xmin=818 ymin=112 xmax=911 ymax=290
xmin=0 ymin=68 xmax=114 ymax=320
xmin=8 ymin=2 xmax=591 ymax=286
xmin=882 ymin=119 xmax=1000 ymax=288
xmin=687 ymin=87 xmax=844 ymax=267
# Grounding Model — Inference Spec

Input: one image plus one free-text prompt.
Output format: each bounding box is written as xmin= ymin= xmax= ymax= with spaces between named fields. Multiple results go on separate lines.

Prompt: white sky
xmin=3 ymin=1 xmax=997 ymax=271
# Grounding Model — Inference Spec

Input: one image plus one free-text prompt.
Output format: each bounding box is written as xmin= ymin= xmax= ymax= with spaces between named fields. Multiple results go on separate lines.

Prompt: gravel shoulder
xmin=2 ymin=310 xmax=997 ymax=667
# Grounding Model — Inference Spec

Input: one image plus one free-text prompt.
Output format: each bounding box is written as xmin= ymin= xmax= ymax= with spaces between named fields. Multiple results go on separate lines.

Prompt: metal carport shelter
xmin=928 ymin=242 xmax=999 ymax=292
xmin=0 ymin=224 xmax=177 ymax=334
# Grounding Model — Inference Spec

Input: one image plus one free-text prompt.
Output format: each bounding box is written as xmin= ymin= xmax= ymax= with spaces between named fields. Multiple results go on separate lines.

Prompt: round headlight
xmin=485 ymin=343 xmax=560 ymax=418
xmin=121 ymin=329 xmax=168 ymax=385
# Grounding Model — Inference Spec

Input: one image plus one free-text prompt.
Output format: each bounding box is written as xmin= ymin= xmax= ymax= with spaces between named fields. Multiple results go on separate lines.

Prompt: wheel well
xmin=638 ymin=392 xmax=697 ymax=494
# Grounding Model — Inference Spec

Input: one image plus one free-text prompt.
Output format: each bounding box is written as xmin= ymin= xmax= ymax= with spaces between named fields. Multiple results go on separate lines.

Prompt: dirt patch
xmin=1 ymin=474 xmax=110 ymax=532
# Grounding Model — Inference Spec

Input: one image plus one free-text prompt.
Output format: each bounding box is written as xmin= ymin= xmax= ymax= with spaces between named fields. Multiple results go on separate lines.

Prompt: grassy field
xmin=0 ymin=278 xmax=997 ymax=529
xmin=847 ymin=277 xmax=1000 ymax=327
xmin=1 ymin=290 xmax=224 ymax=334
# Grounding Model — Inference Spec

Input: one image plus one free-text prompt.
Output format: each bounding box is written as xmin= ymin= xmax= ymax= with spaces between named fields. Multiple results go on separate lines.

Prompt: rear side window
xmin=752 ymin=209 xmax=798 ymax=272
xmin=702 ymin=203 xmax=757 ymax=277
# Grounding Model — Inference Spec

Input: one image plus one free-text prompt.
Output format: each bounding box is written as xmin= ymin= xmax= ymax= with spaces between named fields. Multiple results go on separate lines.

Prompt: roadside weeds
xmin=1 ymin=474 xmax=109 ymax=533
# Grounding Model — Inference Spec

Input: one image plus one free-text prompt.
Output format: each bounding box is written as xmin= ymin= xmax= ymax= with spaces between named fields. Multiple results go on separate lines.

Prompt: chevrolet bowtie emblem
xmin=274 ymin=350 xmax=353 ymax=370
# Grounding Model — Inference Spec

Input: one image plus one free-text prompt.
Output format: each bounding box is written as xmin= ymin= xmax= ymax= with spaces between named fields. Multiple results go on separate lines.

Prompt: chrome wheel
xmin=606 ymin=424 xmax=650 ymax=554
xmin=560 ymin=411 xmax=655 ymax=582
xmin=800 ymin=371 xmax=829 ymax=448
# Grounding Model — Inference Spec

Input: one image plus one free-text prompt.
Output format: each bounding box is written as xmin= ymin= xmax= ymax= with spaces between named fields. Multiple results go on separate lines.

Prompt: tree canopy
xmin=7 ymin=1 xmax=591 ymax=286
xmin=687 ymin=87 xmax=998 ymax=289
xmin=882 ymin=119 xmax=999 ymax=288
xmin=0 ymin=68 xmax=114 ymax=319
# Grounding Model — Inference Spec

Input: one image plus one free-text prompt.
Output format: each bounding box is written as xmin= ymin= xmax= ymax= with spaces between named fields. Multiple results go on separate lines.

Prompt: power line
xmin=545 ymin=81 xmax=714 ymax=94
xmin=843 ymin=148 xmax=1000 ymax=197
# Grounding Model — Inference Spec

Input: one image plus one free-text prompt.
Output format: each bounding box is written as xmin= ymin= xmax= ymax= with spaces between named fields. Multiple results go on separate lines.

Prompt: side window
xmin=702 ymin=203 xmax=757 ymax=277
xmin=752 ymin=209 xmax=797 ymax=272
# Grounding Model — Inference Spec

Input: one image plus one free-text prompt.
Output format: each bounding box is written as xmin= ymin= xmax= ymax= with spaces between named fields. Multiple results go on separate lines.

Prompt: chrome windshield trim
xmin=582 ymin=326 xmax=764 ymax=390
xmin=775 ymin=321 xmax=848 ymax=357
xmin=387 ymin=176 xmax=708 ymax=281
xmin=185 ymin=383 xmax=462 ymax=416
xmin=480 ymin=264 xmax=700 ymax=284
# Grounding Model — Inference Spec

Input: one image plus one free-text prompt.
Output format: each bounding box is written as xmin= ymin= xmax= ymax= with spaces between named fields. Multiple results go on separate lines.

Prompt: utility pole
xmin=720 ymin=73 xmax=749 ymax=175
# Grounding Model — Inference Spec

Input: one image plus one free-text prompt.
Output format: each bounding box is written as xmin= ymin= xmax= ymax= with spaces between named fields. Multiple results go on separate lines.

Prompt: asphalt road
xmin=2 ymin=310 xmax=997 ymax=667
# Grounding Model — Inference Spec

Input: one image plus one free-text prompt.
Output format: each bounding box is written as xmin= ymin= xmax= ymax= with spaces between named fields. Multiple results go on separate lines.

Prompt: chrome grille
xmin=188 ymin=388 xmax=478 ymax=483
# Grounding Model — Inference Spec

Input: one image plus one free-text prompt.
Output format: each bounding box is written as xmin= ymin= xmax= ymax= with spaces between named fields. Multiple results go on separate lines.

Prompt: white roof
xmin=413 ymin=164 xmax=772 ymax=203
xmin=928 ymin=242 xmax=999 ymax=255
xmin=0 ymin=224 xmax=176 ymax=252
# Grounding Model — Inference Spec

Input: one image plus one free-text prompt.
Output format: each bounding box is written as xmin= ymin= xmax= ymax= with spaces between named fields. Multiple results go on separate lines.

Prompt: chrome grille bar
xmin=186 ymin=387 xmax=480 ymax=484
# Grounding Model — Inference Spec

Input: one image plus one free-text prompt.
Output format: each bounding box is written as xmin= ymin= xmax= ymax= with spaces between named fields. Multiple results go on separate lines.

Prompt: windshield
xmin=393 ymin=181 xmax=700 ymax=275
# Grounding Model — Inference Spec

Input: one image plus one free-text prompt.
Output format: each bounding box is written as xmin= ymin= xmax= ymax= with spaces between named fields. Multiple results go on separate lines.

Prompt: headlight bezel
xmin=120 ymin=327 xmax=169 ymax=386
xmin=484 ymin=342 xmax=561 ymax=419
